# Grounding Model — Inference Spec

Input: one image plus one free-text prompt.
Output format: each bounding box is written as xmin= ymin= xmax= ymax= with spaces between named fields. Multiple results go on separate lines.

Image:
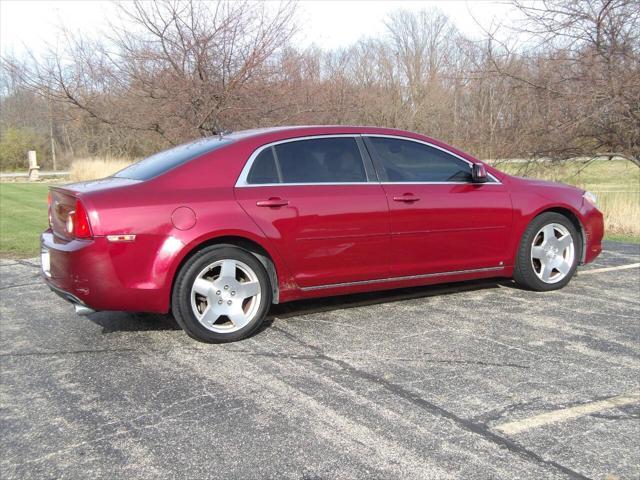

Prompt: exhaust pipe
xmin=74 ymin=304 xmax=96 ymax=316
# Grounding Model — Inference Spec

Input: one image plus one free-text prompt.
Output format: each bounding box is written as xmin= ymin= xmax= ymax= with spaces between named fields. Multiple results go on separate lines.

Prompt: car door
xmin=364 ymin=135 xmax=513 ymax=277
xmin=235 ymin=135 xmax=391 ymax=289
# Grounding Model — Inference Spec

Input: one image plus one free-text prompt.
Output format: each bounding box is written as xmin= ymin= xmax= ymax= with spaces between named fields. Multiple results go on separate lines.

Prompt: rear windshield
xmin=114 ymin=137 xmax=233 ymax=180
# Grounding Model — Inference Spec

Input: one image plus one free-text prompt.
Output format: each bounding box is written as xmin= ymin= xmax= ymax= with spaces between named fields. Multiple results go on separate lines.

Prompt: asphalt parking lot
xmin=1 ymin=241 xmax=639 ymax=479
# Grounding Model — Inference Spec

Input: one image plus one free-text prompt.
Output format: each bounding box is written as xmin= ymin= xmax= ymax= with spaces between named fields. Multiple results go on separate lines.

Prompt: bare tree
xmin=489 ymin=0 xmax=640 ymax=166
xmin=3 ymin=0 xmax=296 ymax=147
xmin=1 ymin=0 xmax=639 ymax=169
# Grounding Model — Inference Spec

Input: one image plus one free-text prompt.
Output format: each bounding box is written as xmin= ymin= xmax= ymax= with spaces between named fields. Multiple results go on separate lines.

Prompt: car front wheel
xmin=171 ymin=245 xmax=272 ymax=342
xmin=514 ymin=212 xmax=582 ymax=291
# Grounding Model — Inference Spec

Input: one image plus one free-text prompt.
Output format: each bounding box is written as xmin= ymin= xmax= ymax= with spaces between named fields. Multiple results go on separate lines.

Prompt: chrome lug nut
xmin=216 ymin=290 xmax=221 ymax=295
xmin=218 ymin=300 xmax=223 ymax=305
xmin=227 ymin=300 xmax=232 ymax=305
xmin=224 ymin=285 xmax=229 ymax=290
xmin=231 ymin=291 xmax=236 ymax=296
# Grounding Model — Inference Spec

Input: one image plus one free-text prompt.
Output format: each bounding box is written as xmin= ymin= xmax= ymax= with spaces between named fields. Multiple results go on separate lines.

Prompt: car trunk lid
xmin=49 ymin=178 xmax=141 ymax=238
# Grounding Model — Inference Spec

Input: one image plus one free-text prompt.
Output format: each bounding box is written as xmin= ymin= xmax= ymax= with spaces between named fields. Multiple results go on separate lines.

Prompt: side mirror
xmin=472 ymin=163 xmax=488 ymax=183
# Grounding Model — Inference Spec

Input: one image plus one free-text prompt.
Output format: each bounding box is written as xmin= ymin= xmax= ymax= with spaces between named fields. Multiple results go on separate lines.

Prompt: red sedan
xmin=41 ymin=126 xmax=604 ymax=342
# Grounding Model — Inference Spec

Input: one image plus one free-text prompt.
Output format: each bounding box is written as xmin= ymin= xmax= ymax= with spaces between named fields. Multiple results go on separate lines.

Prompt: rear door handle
xmin=256 ymin=198 xmax=289 ymax=207
xmin=393 ymin=194 xmax=420 ymax=203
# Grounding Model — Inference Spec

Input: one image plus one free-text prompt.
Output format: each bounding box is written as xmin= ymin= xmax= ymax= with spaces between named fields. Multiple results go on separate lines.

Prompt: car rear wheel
xmin=514 ymin=212 xmax=582 ymax=291
xmin=171 ymin=245 xmax=272 ymax=342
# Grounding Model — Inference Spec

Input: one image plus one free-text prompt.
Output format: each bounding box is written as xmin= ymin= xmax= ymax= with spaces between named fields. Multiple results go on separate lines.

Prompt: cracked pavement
xmin=1 ymin=241 xmax=639 ymax=479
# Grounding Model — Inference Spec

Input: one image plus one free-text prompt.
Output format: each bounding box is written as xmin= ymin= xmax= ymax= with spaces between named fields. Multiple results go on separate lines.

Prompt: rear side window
xmin=367 ymin=137 xmax=473 ymax=182
xmin=246 ymin=137 xmax=367 ymax=184
xmin=115 ymin=137 xmax=233 ymax=180
xmin=247 ymin=148 xmax=280 ymax=184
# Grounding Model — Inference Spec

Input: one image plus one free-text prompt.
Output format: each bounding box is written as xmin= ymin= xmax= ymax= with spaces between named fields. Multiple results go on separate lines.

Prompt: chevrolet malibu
xmin=41 ymin=126 xmax=604 ymax=342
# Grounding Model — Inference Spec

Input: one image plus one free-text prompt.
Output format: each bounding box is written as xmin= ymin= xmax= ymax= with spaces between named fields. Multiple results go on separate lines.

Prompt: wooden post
xmin=28 ymin=151 xmax=40 ymax=181
xmin=49 ymin=98 xmax=57 ymax=171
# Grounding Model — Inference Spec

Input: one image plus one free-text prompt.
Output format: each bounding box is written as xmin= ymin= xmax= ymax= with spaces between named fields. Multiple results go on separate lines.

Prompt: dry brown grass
xmin=597 ymin=191 xmax=640 ymax=237
xmin=69 ymin=157 xmax=134 ymax=181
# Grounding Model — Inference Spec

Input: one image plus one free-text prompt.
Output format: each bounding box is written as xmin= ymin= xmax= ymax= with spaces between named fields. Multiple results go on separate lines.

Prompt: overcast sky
xmin=0 ymin=0 xmax=520 ymax=56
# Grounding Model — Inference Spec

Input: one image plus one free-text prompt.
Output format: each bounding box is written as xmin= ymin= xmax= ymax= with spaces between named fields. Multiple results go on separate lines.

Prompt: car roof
xmin=218 ymin=125 xmax=482 ymax=169
xmin=224 ymin=125 xmax=424 ymax=142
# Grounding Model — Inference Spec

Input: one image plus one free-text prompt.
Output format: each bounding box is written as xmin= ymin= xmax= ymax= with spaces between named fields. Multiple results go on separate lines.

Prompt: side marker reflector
xmin=107 ymin=234 xmax=136 ymax=242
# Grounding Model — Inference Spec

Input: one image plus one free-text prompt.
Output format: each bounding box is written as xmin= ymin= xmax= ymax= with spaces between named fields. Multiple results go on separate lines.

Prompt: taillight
xmin=66 ymin=199 xmax=92 ymax=239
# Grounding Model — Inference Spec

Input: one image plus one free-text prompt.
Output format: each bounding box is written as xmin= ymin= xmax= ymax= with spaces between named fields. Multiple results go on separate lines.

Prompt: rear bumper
xmin=47 ymin=282 xmax=88 ymax=306
xmin=41 ymin=230 xmax=171 ymax=313
xmin=46 ymin=283 xmax=96 ymax=315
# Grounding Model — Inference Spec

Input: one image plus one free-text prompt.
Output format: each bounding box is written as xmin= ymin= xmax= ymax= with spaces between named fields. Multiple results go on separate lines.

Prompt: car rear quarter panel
xmin=76 ymin=141 xmax=298 ymax=312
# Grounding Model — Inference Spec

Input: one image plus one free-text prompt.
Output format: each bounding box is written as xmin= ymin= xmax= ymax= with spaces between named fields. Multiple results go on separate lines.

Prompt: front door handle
xmin=256 ymin=197 xmax=289 ymax=207
xmin=393 ymin=194 xmax=420 ymax=203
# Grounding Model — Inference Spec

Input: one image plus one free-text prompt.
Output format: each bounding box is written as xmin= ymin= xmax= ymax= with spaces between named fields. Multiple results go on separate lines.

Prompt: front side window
xmin=367 ymin=137 xmax=473 ymax=183
xmin=246 ymin=137 xmax=367 ymax=184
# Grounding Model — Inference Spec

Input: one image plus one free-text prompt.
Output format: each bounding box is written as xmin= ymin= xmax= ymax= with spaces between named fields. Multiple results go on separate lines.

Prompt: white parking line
xmin=495 ymin=392 xmax=640 ymax=435
xmin=580 ymin=263 xmax=640 ymax=275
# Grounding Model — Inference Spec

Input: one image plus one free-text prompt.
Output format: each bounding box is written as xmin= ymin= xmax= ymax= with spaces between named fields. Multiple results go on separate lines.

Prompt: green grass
xmin=604 ymin=233 xmax=640 ymax=244
xmin=0 ymin=183 xmax=50 ymax=258
xmin=495 ymin=159 xmax=639 ymax=192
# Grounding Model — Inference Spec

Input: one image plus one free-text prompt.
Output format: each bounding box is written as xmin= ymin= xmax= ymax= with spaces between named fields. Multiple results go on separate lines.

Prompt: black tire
xmin=513 ymin=212 xmax=582 ymax=291
xmin=171 ymin=245 xmax=272 ymax=343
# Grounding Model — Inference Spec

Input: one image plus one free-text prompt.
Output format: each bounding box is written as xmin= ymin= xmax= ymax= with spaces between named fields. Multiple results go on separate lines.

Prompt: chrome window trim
xmin=236 ymin=182 xmax=381 ymax=188
xmin=271 ymin=146 xmax=284 ymax=183
xmin=365 ymin=134 xmax=501 ymax=184
xmin=235 ymin=133 xmax=502 ymax=187
xmin=236 ymin=134 xmax=371 ymax=187
xmin=300 ymin=266 xmax=505 ymax=291
xmin=378 ymin=181 xmax=500 ymax=185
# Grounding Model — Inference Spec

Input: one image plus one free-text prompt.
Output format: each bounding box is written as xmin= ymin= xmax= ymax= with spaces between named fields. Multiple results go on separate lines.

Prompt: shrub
xmin=0 ymin=127 xmax=48 ymax=171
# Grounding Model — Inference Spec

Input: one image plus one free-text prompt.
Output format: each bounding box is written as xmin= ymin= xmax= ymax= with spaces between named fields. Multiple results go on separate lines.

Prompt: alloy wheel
xmin=530 ymin=223 xmax=575 ymax=284
xmin=190 ymin=259 xmax=262 ymax=332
